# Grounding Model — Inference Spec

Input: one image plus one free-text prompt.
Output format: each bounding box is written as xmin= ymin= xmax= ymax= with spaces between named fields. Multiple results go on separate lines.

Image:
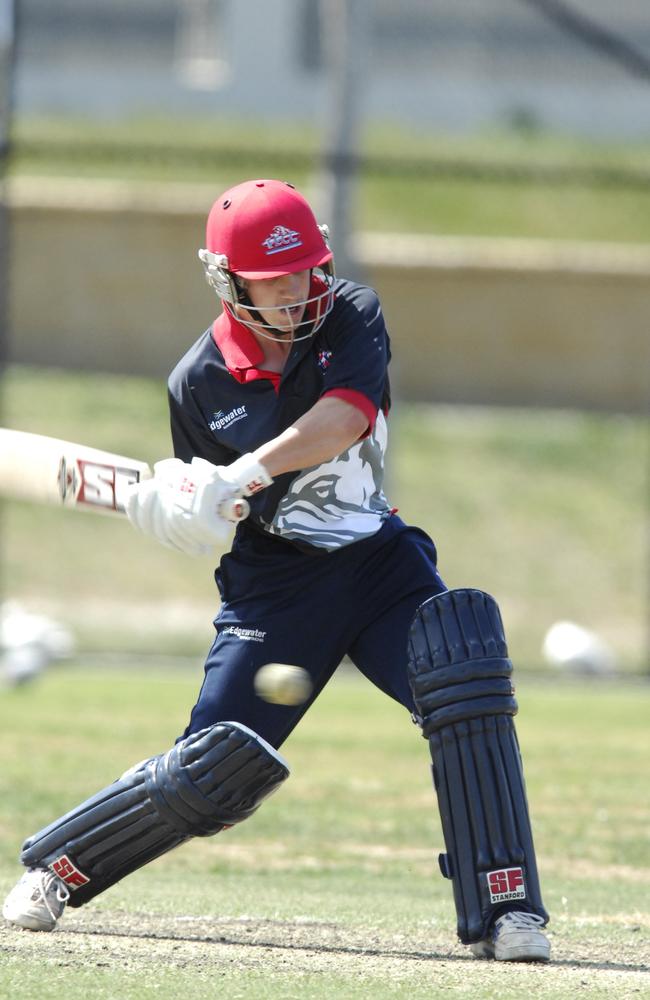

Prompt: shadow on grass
xmin=60 ymin=921 xmax=648 ymax=974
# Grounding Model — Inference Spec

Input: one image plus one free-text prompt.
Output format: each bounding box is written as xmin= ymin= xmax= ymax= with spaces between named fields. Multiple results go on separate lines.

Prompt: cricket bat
xmin=0 ymin=428 xmax=249 ymax=522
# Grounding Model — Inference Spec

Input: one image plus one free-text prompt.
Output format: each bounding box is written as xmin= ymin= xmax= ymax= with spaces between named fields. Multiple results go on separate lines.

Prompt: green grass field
xmin=1 ymin=367 xmax=648 ymax=996
xmin=0 ymin=666 xmax=648 ymax=999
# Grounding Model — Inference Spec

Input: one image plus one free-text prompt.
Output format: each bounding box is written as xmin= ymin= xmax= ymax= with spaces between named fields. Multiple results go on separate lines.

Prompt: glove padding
xmin=125 ymin=457 xmax=236 ymax=557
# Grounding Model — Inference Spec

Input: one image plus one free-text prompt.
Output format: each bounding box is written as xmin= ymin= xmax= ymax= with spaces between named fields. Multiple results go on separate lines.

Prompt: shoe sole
xmin=495 ymin=946 xmax=550 ymax=963
xmin=471 ymin=943 xmax=551 ymax=962
xmin=3 ymin=909 xmax=56 ymax=932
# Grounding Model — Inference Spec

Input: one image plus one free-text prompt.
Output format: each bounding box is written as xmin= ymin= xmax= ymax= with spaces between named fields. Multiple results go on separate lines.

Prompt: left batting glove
xmin=125 ymin=457 xmax=238 ymax=556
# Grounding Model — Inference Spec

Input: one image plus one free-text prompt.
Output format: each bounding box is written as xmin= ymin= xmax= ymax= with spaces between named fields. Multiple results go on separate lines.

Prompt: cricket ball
xmin=254 ymin=662 xmax=312 ymax=706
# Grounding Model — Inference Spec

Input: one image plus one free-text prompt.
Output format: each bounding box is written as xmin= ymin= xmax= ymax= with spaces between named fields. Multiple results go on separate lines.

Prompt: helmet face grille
xmin=204 ymin=179 xmax=333 ymax=280
xmin=197 ymin=249 xmax=239 ymax=304
xmin=199 ymin=248 xmax=336 ymax=342
xmin=232 ymin=270 xmax=335 ymax=342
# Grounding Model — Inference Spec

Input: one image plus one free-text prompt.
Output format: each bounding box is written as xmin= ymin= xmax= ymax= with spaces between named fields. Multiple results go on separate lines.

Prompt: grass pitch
xmin=0 ymin=665 xmax=648 ymax=999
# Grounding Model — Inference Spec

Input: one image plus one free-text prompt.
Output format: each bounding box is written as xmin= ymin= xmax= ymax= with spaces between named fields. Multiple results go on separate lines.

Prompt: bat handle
xmin=218 ymin=496 xmax=250 ymax=523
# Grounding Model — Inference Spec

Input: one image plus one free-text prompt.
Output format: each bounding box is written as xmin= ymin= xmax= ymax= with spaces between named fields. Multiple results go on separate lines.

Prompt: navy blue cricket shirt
xmin=168 ymin=277 xmax=393 ymax=552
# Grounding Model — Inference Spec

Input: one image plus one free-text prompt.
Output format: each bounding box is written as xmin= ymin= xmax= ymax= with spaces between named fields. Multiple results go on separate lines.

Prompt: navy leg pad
xmin=408 ymin=588 xmax=548 ymax=943
xmin=20 ymin=721 xmax=289 ymax=907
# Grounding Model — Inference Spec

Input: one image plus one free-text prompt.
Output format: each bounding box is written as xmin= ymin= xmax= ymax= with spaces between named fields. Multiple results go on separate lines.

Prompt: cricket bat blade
xmin=0 ymin=429 xmax=249 ymax=523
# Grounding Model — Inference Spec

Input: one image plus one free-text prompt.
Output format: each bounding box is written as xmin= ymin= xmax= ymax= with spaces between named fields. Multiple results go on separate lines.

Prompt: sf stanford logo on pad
xmin=485 ymin=867 xmax=527 ymax=904
xmin=50 ymin=854 xmax=90 ymax=890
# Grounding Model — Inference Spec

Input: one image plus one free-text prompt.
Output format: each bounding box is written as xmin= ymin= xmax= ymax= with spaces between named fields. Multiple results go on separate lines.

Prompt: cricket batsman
xmin=3 ymin=178 xmax=550 ymax=962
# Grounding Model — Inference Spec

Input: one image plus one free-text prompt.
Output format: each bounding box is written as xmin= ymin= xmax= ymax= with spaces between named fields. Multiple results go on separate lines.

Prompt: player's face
xmin=241 ymin=270 xmax=311 ymax=336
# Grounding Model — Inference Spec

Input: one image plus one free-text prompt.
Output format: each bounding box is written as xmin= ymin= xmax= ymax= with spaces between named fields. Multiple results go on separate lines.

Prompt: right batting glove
xmin=220 ymin=453 xmax=273 ymax=497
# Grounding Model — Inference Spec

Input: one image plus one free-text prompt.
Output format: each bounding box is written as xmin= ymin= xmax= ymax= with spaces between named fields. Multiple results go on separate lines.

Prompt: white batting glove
xmin=220 ymin=453 xmax=273 ymax=496
xmin=125 ymin=457 xmax=237 ymax=557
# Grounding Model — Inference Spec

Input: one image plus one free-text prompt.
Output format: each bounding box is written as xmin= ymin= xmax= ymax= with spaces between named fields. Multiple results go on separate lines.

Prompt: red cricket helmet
xmin=204 ymin=178 xmax=332 ymax=278
xmin=198 ymin=179 xmax=335 ymax=339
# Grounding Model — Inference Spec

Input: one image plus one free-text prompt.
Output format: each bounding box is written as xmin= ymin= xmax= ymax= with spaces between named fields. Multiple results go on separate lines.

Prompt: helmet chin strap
xmin=230 ymin=279 xmax=316 ymax=343
xmin=228 ymin=301 xmax=310 ymax=344
xmin=235 ymin=294 xmax=302 ymax=341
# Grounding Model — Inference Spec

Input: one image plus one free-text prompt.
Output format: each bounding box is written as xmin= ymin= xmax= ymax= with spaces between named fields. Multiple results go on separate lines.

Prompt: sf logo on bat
xmin=57 ymin=456 xmax=142 ymax=513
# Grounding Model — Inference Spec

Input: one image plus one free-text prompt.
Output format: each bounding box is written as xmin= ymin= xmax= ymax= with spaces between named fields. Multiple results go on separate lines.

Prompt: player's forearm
xmin=253 ymin=396 xmax=369 ymax=478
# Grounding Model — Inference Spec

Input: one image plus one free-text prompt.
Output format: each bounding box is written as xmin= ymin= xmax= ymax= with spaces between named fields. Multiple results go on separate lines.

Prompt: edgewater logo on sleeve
xmin=209 ymin=405 xmax=248 ymax=432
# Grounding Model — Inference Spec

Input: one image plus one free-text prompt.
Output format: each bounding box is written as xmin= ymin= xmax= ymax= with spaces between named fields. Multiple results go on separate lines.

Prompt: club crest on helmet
xmin=262 ymin=226 xmax=303 ymax=256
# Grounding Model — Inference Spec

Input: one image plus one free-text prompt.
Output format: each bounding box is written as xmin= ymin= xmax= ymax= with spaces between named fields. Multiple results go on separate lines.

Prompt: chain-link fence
xmin=10 ymin=1 xmax=650 ymax=167
xmin=0 ymin=0 xmax=15 ymax=374
xmin=7 ymin=0 xmax=650 ymax=265
xmin=12 ymin=1 xmax=650 ymax=132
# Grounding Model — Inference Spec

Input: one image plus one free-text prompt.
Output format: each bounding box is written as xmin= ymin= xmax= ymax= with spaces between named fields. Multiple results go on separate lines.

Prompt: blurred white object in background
xmin=0 ymin=602 xmax=74 ymax=686
xmin=542 ymin=620 xmax=618 ymax=676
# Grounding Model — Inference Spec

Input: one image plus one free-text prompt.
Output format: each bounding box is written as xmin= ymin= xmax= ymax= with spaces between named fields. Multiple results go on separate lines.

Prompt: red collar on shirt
xmin=211 ymin=275 xmax=332 ymax=391
xmin=212 ymin=309 xmax=281 ymax=389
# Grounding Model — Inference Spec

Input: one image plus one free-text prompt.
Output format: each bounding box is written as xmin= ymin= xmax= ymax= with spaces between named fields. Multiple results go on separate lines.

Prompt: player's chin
xmin=277 ymin=305 xmax=306 ymax=330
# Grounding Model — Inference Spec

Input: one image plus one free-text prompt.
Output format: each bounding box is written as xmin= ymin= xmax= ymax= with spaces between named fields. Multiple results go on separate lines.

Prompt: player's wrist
xmin=225 ymin=453 xmax=273 ymax=496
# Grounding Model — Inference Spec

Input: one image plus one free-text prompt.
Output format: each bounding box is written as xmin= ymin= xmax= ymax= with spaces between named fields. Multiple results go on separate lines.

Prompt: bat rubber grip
xmin=218 ymin=496 xmax=250 ymax=523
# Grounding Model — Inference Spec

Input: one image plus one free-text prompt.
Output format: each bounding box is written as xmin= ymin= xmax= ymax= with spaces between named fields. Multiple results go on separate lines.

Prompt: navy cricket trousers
xmin=182 ymin=516 xmax=446 ymax=748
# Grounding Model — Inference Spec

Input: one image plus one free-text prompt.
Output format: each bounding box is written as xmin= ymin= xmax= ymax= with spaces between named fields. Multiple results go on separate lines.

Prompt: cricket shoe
xmin=2 ymin=868 xmax=70 ymax=931
xmin=470 ymin=911 xmax=550 ymax=962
